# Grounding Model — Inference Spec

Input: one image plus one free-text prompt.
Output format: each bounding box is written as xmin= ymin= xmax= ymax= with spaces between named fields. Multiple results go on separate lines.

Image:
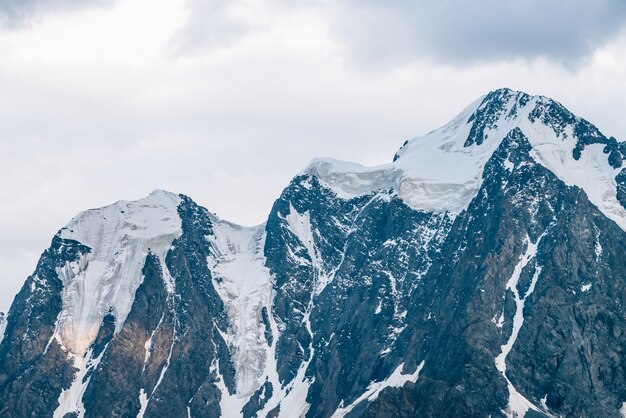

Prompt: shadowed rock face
xmin=0 ymin=236 xmax=88 ymax=417
xmin=0 ymin=90 xmax=625 ymax=418
xmin=81 ymin=196 xmax=234 ymax=418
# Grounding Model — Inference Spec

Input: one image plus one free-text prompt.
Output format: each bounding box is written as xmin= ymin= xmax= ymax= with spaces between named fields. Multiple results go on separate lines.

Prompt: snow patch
xmin=137 ymin=389 xmax=148 ymax=418
xmin=254 ymin=296 xmax=285 ymax=418
xmin=206 ymin=212 xmax=318 ymax=417
xmin=495 ymin=234 xmax=556 ymax=418
xmin=285 ymin=205 xmax=319 ymax=269
xmin=594 ymin=227 xmax=603 ymax=260
xmin=143 ymin=313 xmax=164 ymax=371
xmin=150 ymin=315 xmax=175 ymax=400
xmin=332 ymin=360 xmax=425 ymax=418
xmin=522 ymin=121 xmax=626 ymax=231
xmin=274 ymin=359 xmax=314 ymax=418
xmin=210 ymin=357 xmax=247 ymax=418
xmin=374 ymin=298 xmax=383 ymax=314
xmin=303 ymin=158 xmax=394 ymax=200
xmin=284 ymin=204 xmax=335 ymax=296
xmin=581 ymin=283 xmax=592 ymax=293
xmin=492 ymin=312 xmax=505 ymax=328
xmin=53 ymin=345 xmax=108 ymax=418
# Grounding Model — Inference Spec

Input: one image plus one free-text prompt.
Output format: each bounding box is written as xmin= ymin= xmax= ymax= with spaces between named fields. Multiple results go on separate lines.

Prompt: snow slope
xmin=208 ymin=207 xmax=324 ymax=417
xmin=208 ymin=219 xmax=273 ymax=400
xmin=302 ymin=89 xmax=626 ymax=231
xmin=53 ymin=345 xmax=107 ymax=418
xmin=332 ymin=361 xmax=426 ymax=418
xmin=495 ymin=233 xmax=555 ymax=418
xmin=54 ymin=189 xmax=182 ymax=355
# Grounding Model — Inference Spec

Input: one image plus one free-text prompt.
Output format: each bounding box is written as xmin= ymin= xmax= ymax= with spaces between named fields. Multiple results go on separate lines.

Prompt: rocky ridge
xmin=0 ymin=89 xmax=625 ymax=418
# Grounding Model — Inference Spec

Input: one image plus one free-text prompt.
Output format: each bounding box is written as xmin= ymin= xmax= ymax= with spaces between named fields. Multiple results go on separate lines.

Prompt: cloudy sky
xmin=2 ymin=0 xmax=626 ymax=311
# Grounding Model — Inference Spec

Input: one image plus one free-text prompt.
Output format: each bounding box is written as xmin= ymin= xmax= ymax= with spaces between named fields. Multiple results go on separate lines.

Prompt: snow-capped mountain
xmin=1 ymin=88 xmax=625 ymax=418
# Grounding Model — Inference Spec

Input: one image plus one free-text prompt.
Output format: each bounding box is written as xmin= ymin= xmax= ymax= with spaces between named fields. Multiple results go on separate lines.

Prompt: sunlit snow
xmin=54 ymin=190 xmax=182 ymax=355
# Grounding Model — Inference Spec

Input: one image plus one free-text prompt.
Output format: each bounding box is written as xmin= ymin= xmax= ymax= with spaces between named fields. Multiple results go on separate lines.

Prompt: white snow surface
xmin=137 ymin=389 xmax=149 ymax=418
xmin=208 ymin=219 xmax=273 ymax=399
xmin=54 ymin=189 xmax=182 ymax=355
xmin=495 ymin=233 xmax=556 ymax=418
xmin=303 ymin=91 xmax=626 ymax=231
xmin=208 ymin=356 xmax=250 ymax=418
xmin=332 ymin=360 xmax=425 ymax=418
xmin=53 ymin=346 xmax=107 ymax=418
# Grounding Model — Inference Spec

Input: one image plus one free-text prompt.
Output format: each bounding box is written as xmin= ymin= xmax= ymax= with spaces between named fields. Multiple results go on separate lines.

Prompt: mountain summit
xmin=306 ymin=88 xmax=625 ymax=225
xmin=1 ymin=89 xmax=625 ymax=418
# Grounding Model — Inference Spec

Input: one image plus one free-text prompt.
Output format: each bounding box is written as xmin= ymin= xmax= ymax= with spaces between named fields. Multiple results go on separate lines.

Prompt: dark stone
xmin=0 ymin=236 xmax=89 ymax=417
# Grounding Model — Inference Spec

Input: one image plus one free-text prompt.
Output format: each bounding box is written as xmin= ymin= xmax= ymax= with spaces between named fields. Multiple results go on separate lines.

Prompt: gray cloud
xmin=6 ymin=0 xmax=625 ymax=68
xmin=167 ymin=0 xmax=253 ymax=55
xmin=331 ymin=0 xmax=626 ymax=67
xmin=0 ymin=0 xmax=112 ymax=26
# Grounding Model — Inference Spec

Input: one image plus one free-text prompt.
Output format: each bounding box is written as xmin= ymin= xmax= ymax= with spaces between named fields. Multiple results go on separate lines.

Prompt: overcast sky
xmin=2 ymin=0 xmax=626 ymax=312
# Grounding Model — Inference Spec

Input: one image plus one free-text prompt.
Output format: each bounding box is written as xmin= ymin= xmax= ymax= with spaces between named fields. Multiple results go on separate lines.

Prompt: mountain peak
xmin=55 ymin=190 xmax=183 ymax=355
xmin=2 ymin=91 xmax=626 ymax=418
xmin=147 ymin=188 xmax=181 ymax=200
xmin=462 ymin=88 xmax=531 ymax=147
xmin=303 ymin=90 xmax=626 ymax=230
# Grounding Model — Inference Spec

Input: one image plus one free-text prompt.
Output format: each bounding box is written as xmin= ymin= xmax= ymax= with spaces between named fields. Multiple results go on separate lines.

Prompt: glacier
xmin=54 ymin=189 xmax=182 ymax=355
xmin=303 ymin=89 xmax=626 ymax=231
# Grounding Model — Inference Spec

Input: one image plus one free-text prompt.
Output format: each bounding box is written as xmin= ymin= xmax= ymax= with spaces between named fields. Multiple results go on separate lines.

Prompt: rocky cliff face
xmin=0 ymin=89 xmax=625 ymax=418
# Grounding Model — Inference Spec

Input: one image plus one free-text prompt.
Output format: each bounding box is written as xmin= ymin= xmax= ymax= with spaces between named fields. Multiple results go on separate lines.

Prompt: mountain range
xmin=0 ymin=88 xmax=625 ymax=418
